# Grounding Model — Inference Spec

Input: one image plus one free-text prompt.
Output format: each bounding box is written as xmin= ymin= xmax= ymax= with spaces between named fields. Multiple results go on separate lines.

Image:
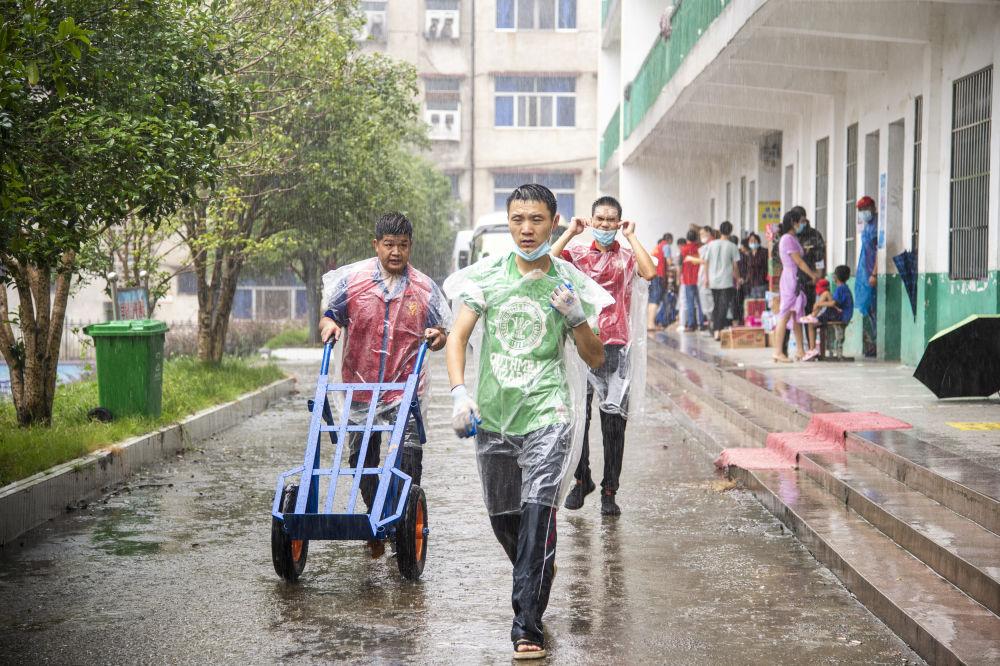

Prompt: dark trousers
xmin=710 ymin=287 xmax=736 ymax=333
xmin=489 ymin=503 xmax=558 ymax=646
xmin=574 ymin=387 xmax=627 ymax=493
xmin=348 ymin=432 xmax=423 ymax=513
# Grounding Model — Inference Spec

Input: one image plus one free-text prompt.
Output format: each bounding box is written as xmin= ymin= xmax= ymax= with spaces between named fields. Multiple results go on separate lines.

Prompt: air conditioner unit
xmin=425 ymin=9 xmax=459 ymax=40
xmin=425 ymin=108 xmax=461 ymax=141
xmin=358 ymin=10 xmax=387 ymax=42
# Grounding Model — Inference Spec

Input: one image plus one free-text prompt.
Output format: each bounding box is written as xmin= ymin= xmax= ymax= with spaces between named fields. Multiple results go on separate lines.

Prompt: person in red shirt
xmin=550 ymin=196 xmax=657 ymax=515
xmin=318 ymin=212 xmax=450 ymax=556
xmin=679 ymin=229 xmax=705 ymax=331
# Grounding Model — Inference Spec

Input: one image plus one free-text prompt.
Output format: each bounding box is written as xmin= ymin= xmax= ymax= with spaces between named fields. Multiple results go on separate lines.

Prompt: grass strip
xmin=263 ymin=326 xmax=311 ymax=349
xmin=0 ymin=357 xmax=285 ymax=486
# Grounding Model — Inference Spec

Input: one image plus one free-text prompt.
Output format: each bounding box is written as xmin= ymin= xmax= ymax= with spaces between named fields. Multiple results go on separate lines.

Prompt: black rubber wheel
xmin=396 ymin=485 xmax=428 ymax=580
xmin=271 ymin=484 xmax=308 ymax=581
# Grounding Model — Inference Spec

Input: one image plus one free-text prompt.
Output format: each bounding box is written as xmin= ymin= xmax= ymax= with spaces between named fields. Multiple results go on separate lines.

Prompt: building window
xmin=845 ymin=123 xmax=859 ymax=268
xmin=446 ymin=172 xmax=461 ymax=200
xmin=425 ymin=0 xmax=459 ymax=40
xmin=949 ymin=66 xmax=992 ymax=280
xmin=176 ymin=270 xmax=198 ymax=295
xmin=424 ymin=77 xmax=461 ymax=94
xmin=709 ymin=198 xmax=715 ymax=226
xmin=725 ymin=181 xmax=732 ymax=221
xmin=358 ymin=1 xmax=387 ymax=42
xmin=748 ymin=180 xmax=757 ymax=232
xmin=912 ymin=96 xmax=923 ymax=255
xmin=493 ymin=172 xmax=575 ymax=217
xmin=496 ymin=0 xmax=576 ymax=30
xmin=494 ymin=76 xmax=575 ymax=128
xmin=815 ymin=137 xmax=829 ymax=241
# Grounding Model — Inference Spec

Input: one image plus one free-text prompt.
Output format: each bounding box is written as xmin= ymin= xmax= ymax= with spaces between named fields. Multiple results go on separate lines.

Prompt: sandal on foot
xmin=772 ymin=354 xmax=792 ymax=363
xmin=513 ymin=640 xmax=546 ymax=660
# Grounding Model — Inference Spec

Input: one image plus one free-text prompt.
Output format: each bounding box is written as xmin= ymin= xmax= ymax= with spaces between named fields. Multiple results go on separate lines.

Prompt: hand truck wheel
xmin=272 ymin=484 xmax=308 ymax=581
xmin=396 ymin=485 xmax=428 ymax=581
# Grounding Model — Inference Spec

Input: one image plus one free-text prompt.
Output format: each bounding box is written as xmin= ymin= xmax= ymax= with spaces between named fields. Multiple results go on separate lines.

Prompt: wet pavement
xmin=0 ymin=360 xmax=921 ymax=664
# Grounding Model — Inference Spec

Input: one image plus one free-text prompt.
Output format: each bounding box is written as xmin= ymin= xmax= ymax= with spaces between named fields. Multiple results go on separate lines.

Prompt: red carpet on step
xmin=714 ymin=412 xmax=911 ymax=471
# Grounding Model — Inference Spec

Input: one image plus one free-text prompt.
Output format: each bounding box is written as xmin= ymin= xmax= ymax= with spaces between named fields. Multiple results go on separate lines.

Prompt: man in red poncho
xmin=318 ymin=212 xmax=450 ymax=555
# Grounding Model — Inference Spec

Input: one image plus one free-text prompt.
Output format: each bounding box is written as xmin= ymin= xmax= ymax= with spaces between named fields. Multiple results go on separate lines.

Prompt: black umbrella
xmin=892 ymin=250 xmax=918 ymax=318
xmin=914 ymin=315 xmax=1000 ymax=398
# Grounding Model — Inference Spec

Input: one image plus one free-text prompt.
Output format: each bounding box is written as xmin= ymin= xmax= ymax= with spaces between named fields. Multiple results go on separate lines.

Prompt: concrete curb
xmin=0 ymin=376 xmax=296 ymax=546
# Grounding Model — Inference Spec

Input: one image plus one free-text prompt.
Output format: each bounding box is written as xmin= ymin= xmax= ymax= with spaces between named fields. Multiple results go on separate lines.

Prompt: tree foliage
xmin=0 ymin=0 xmax=241 ymax=425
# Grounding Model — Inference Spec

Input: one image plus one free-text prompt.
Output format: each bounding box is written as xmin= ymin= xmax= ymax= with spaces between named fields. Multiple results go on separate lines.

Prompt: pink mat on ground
xmin=715 ymin=411 xmax=911 ymax=471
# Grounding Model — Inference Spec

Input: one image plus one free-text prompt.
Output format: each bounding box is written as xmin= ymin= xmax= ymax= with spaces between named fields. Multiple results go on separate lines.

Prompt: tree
xmin=0 ymin=0 xmax=241 ymax=426
xmin=259 ymin=49 xmax=456 ymax=342
xmin=180 ymin=2 xmax=456 ymax=358
xmin=177 ymin=0 xmax=360 ymax=363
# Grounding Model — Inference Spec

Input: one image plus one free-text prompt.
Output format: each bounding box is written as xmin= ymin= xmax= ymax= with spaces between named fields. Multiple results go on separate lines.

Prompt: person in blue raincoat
xmin=854 ymin=196 xmax=878 ymax=357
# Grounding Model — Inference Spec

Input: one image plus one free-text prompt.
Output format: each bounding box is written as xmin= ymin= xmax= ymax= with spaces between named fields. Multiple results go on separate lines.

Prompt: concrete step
xmin=846 ymin=430 xmax=1000 ymax=537
xmin=741 ymin=466 xmax=1000 ymax=666
xmin=655 ymin=334 xmax=1000 ymax=538
xmin=801 ymin=450 xmax=1000 ymax=617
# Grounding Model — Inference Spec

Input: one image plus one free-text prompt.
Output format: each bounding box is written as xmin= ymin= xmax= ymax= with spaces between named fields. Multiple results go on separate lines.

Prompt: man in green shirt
xmin=445 ymin=184 xmax=609 ymax=660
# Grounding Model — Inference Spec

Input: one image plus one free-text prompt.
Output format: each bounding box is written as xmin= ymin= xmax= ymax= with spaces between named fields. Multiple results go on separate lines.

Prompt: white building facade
xmin=362 ymin=0 xmax=599 ymax=223
xmin=600 ymin=0 xmax=1000 ymax=365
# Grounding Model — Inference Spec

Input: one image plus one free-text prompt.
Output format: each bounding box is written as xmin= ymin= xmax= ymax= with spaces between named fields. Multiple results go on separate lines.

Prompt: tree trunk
xmin=0 ymin=252 xmax=75 ymax=427
xmin=303 ymin=257 xmax=323 ymax=345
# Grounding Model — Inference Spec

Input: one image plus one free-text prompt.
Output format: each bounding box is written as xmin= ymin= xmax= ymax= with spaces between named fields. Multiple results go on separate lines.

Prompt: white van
xmin=462 ymin=211 xmax=568 ymax=265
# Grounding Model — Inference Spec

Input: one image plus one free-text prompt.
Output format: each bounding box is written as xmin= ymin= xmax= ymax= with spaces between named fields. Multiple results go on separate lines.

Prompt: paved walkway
xmin=659 ymin=329 xmax=1000 ymax=472
xmin=0 ymin=360 xmax=919 ymax=664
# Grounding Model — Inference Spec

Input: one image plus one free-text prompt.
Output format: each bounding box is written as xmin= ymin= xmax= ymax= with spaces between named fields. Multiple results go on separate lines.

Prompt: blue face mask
xmin=796 ymin=223 xmax=807 ymax=234
xmin=859 ymin=210 xmax=874 ymax=224
xmin=591 ymin=228 xmax=617 ymax=246
xmin=748 ymin=243 xmax=759 ymax=251
xmin=514 ymin=239 xmax=552 ymax=261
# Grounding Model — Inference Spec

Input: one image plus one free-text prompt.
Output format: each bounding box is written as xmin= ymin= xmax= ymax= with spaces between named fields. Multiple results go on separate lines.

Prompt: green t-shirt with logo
xmin=460 ymin=253 xmax=598 ymax=436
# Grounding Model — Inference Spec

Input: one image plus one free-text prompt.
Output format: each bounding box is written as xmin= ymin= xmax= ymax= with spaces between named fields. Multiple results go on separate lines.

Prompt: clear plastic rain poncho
xmin=559 ymin=239 xmax=648 ymax=419
xmin=321 ymin=257 xmax=452 ymax=448
xmin=444 ymin=252 xmax=614 ymax=515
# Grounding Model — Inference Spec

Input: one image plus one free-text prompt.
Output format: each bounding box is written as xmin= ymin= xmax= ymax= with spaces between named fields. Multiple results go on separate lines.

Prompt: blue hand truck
xmin=271 ymin=340 xmax=430 ymax=581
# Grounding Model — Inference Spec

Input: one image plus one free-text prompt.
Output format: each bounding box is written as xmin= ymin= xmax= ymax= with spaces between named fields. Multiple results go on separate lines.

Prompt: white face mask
xmin=513 ymin=239 xmax=551 ymax=261
xmin=859 ymin=210 xmax=873 ymax=224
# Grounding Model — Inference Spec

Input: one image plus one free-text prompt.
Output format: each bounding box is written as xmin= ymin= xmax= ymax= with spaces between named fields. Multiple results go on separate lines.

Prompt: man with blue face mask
xmin=550 ymin=196 xmax=657 ymax=516
xmin=854 ymin=196 xmax=878 ymax=357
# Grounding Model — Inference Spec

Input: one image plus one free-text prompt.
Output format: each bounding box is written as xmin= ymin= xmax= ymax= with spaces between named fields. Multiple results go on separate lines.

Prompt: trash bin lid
xmin=84 ymin=320 xmax=170 ymax=337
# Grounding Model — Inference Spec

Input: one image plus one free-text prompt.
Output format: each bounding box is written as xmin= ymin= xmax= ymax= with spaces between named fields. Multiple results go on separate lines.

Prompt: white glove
xmin=451 ymin=384 xmax=481 ymax=438
xmin=549 ymin=282 xmax=587 ymax=328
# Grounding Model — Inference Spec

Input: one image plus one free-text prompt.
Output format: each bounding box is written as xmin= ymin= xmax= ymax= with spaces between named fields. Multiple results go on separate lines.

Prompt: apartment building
xmin=600 ymin=0 xmax=1000 ymax=365
xmin=360 ymin=0 xmax=599 ymax=223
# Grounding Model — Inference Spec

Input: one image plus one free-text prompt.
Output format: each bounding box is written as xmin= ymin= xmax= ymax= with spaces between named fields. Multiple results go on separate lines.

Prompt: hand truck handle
xmin=411 ymin=340 xmax=430 ymax=377
xmin=320 ymin=340 xmax=335 ymax=376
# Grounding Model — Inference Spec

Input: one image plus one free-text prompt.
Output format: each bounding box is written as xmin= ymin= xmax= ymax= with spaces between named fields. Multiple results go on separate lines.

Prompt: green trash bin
xmin=84 ymin=320 xmax=169 ymax=419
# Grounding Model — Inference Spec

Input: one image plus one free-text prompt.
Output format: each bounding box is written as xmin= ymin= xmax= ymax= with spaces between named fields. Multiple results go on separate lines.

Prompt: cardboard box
xmin=721 ymin=326 xmax=766 ymax=349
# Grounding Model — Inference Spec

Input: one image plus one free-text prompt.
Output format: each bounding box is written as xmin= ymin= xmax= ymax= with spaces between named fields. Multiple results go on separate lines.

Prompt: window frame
xmin=492 ymin=172 xmax=576 ymax=217
xmin=495 ymin=0 xmax=578 ymax=32
xmin=948 ymin=66 xmax=992 ymax=281
xmin=494 ymin=76 xmax=577 ymax=129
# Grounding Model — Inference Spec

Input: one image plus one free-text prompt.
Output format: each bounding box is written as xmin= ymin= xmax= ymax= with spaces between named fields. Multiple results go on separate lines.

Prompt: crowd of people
xmin=643 ymin=198 xmax=876 ymax=362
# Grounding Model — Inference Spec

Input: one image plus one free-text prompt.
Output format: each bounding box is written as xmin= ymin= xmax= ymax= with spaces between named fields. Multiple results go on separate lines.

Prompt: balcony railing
xmin=623 ymin=0 xmax=731 ymax=139
xmin=600 ymin=105 xmax=621 ymax=170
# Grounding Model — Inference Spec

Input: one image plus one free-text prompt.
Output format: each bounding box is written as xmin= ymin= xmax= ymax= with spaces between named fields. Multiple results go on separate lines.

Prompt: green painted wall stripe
xmin=623 ymin=0 xmax=731 ymax=139
xmin=600 ymin=105 xmax=621 ymax=170
xmin=843 ymin=270 xmax=999 ymax=366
